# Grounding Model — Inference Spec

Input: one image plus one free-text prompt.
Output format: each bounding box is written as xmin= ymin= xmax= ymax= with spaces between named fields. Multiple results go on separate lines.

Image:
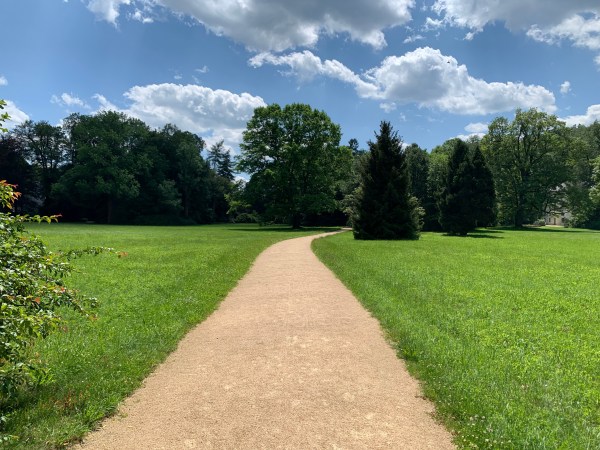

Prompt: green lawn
xmin=313 ymin=228 xmax=600 ymax=449
xmin=4 ymin=223 xmax=330 ymax=449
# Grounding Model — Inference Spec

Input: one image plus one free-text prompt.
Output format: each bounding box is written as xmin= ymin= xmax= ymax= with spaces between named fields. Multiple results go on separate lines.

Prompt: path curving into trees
xmin=75 ymin=231 xmax=454 ymax=449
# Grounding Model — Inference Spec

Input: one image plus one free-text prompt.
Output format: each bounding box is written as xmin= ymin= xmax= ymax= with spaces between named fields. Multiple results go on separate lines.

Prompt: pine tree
xmin=440 ymin=139 xmax=493 ymax=236
xmin=353 ymin=121 xmax=422 ymax=240
xmin=471 ymin=146 xmax=496 ymax=227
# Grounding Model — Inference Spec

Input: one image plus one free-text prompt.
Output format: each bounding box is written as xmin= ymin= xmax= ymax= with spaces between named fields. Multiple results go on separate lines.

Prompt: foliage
xmin=314 ymin=228 xmax=600 ymax=449
xmin=3 ymin=223 xmax=330 ymax=448
xmin=482 ymin=109 xmax=569 ymax=227
xmin=0 ymin=182 xmax=108 ymax=443
xmin=353 ymin=121 xmax=422 ymax=240
xmin=207 ymin=140 xmax=235 ymax=181
xmin=238 ymin=103 xmax=351 ymax=228
xmin=439 ymin=141 xmax=495 ymax=235
xmin=0 ymin=100 xmax=9 ymax=133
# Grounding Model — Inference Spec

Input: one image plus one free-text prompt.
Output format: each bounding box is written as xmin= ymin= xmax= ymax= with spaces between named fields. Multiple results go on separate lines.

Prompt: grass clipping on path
xmin=5 ymin=223 xmax=328 ymax=449
xmin=313 ymin=228 xmax=600 ymax=449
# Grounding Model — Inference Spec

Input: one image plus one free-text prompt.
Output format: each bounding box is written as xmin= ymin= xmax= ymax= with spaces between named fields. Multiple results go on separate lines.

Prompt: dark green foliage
xmin=439 ymin=140 xmax=477 ymax=235
xmin=471 ymin=146 xmax=496 ymax=227
xmin=405 ymin=143 xmax=429 ymax=203
xmin=439 ymin=141 xmax=496 ymax=235
xmin=238 ymin=103 xmax=351 ymax=228
xmin=353 ymin=121 xmax=422 ymax=240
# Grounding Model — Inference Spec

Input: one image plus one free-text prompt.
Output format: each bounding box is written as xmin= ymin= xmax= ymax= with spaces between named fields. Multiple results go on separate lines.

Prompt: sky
xmin=2 ymin=0 xmax=600 ymax=155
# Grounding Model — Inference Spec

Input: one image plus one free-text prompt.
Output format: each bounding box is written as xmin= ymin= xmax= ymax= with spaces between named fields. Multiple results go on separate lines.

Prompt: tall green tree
xmin=353 ymin=121 xmax=422 ymax=240
xmin=12 ymin=120 xmax=66 ymax=209
xmin=52 ymin=111 xmax=149 ymax=223
xmin=439 ymin=140 xmax=495 ymax=235
xmin=482 ymin=109 xmax=569 ymax=227
xmin=238 ymin=103 xmax=351 ymax=228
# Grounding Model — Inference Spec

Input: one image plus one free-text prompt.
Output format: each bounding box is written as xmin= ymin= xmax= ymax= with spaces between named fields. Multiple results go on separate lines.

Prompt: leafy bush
xmin=0 ymin=180 xmax=108 ymax=440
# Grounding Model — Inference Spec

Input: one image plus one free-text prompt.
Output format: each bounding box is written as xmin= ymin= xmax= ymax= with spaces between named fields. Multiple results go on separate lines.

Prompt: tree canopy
xmin=482 ymin=109 xmax=569 ymax=227
xmin=238 ymin=103 xmax=351 ymax=228
xmin=353 ymin=121 xmax=422 ymax=240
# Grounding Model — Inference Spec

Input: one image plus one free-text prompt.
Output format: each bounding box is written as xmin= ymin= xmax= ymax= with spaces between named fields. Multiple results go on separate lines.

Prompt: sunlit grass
xmin=5 ymin=223 xmax=329 ymax=449
xmin=313 ymin=228 xmax=600 ymax=449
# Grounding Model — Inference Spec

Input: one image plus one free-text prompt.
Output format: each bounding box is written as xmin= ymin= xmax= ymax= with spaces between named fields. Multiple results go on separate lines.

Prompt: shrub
xmin=0 ymin=180 xmax=108 ymax=441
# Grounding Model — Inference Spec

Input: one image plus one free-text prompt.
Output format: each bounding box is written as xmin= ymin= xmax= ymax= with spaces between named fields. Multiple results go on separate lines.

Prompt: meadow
xmin=313 ymin=228 xmax=600 ymax=449
xmin=4 ymin=223 xmax=328 ymax=449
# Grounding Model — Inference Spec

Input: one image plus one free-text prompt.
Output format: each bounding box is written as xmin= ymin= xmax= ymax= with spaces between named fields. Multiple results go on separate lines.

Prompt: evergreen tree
xmin=353 ymin=121 xmax=422 ymax=240
xmin=471 ymin=146 xmax=496 ymax=227
xmin=217 ymin=149 xmax=235 ymax=181
xmin=439 ymin=139 xmax=479 ymax=235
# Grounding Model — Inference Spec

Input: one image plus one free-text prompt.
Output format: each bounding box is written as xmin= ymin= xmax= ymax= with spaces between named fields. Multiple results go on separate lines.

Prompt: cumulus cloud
xmin=2 ymin=100 xmax=30 ymax=129
xmin=562 ymin=104 xmax=600 ymax=126
xmin=0 ymin=75 xmax=7 ymax=86
xmin=464 ymin=122 xmax=488 ymax=133
xmin=432 ymin=0 xmax=599 ymax=31
xmin=84 ymin=0 xmax=415 ymax=51
xmin=560 ymin=81 xmax=571 ymax=95
xmin=94 ymin=83 xmax=266 ymax=148
xmin=51 ymin=92 xmax=90 ymax=109
xmin=251 ymin=47 xmax=556 ymax=115
xmin=432 ymin=1 xmax=600 ymax=61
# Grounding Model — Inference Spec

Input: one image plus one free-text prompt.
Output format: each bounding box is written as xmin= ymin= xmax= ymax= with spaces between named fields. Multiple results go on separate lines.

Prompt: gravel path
xmin=76 ymin=232 xmax=455 ymax=449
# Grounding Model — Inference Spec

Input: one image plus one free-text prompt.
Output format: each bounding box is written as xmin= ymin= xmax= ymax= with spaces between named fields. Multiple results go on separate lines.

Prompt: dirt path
xmin=76 ymin=232 xmax=455 ymax=449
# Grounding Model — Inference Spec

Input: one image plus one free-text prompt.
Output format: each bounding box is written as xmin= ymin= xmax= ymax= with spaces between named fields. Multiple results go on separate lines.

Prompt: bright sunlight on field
xmin=313 ymin=228 xmax=600 ymax=449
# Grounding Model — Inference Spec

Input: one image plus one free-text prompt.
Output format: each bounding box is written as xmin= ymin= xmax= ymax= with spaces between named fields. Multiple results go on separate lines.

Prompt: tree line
xmin=2 ymin=103 xmax=600 ymax=233
xmin=1 ymin=111 xmax=235 ymax=224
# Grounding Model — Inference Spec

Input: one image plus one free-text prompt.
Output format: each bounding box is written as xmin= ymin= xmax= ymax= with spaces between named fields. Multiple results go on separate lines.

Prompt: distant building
xmin=544 ymin=210 xmax=571 ymax=226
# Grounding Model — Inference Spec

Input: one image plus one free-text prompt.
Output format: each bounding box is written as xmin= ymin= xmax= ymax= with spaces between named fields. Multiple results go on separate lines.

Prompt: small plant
xmin=0 ymin=180 xmax=109 ymax=441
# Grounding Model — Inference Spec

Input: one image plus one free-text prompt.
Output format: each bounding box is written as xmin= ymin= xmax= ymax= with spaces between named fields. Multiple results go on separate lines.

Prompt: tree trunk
xmin=291 ymin=213 xmax=302 ymax=229
xmin=107 ymin=198 xmax=113 ymax=224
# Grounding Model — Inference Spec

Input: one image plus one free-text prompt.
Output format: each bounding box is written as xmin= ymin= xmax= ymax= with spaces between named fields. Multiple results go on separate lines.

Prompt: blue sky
xmin=2 ymin=0 xmax=600 ymax=153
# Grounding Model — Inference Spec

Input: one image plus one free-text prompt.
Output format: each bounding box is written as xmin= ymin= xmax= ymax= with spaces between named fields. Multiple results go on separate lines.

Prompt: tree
xmin=207 ymin=140 xmax=235 ymax=181
xmin=52 ymin=111 xmax=149 ymax=223
xmin=439 ymin=140 xmax=495 ymax=235
xmin=405 ymin=143 xmax=429 ymax=205
xmin=238 ymin=103 xmax=351 ymax=228
xmin=482 ymin=109 xmax=569 ymax=227
xmin=0 ymin=99 xmax=9 ymax=133
xmin=353 ymin=121 xmax=422 ymax=240
xmin=471 ymin=146 xmax=496 ymax=227
xmin=12 ymin=120 xmax=67 ymax=210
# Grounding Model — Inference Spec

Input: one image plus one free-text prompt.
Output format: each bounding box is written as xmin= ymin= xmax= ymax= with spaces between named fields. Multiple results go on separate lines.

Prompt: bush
xmin=0 ymin=180 xmax=109 ymax=441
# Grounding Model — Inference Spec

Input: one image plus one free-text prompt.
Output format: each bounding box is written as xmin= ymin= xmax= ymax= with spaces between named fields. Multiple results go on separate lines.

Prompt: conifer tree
xmin=353 ymin=121 xmax=422 ymax=240
xmin=471 ymin=146 xmax=496 ymax=227
xmin=439 ymin=141 xmax=497 ymax=234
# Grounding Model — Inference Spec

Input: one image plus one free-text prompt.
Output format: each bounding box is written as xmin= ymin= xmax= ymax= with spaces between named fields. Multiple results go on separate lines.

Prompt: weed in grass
xmin=313 ymin=228 xmax=600 ymax=449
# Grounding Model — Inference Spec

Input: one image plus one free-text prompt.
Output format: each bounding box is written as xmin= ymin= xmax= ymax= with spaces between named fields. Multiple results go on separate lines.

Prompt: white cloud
xmin=0 ymin=75 xmax=7 ymax=86
xmin=464 ymin=122 xmax=488 ymax=133
xmin=2 ymin=100 xmax=30 ymax=129
xmin=195 ymin=66 xmax=209 ymax=74
xmin=432 ymin=0 xmax=599 ymax=31
xmin=94 ymin=83 xmax=266 ymax=148
xmin=403 ymin=34 xmax=424 ymax=44
xmin=562 ymin=104 xmax=600 ymax=126
xmin=251 ymin=47 xmax=556 ymax=115
xmin=433 ymin=1 xmax=600 ymax=62
xmin=527 ymin=14 xmax=600 ymax=51
xmin=560 ymin=81 xmax=571 ymax=95
xmin=85 ymin=0 xmax=131 ymax=24
xmin=93 ymin=93 xmax=119 ymax=111
xmin=85 ymin=0 xmax=415 ymax=51
xmin=51 ymin=92 xmax=90 ymax=109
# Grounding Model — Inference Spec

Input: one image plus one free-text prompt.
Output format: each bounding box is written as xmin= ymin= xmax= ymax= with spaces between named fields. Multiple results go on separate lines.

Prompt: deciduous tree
xmin=238 ymin=103 xmax=351 ymax=228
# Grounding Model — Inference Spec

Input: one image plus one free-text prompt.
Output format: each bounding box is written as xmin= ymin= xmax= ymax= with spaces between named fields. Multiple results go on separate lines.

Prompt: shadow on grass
xmin=227 ymin=226 xmax=342 ymax=233
xmin=439 ymin=229 xmax=504 ymax=239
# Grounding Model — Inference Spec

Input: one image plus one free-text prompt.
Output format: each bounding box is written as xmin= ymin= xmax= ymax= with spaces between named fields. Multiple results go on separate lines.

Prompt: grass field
xmin=4 ymin=223 xmax=329 ymax=449
xmin=313 ymin=228 xmax=600 ymax=449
